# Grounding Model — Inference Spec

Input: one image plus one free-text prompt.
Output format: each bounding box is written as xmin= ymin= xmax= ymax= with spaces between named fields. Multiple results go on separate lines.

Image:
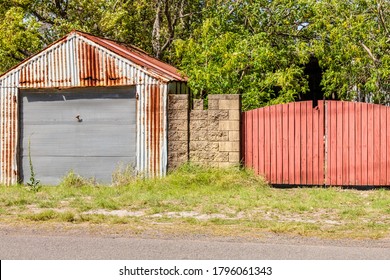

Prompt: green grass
xmin=0 ymin=164 xmax=390 ymax=239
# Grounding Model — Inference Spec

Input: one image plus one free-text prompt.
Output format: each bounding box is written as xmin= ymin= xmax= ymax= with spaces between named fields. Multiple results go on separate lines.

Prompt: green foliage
xmin=1 ymin=0 xmax=390 ymax=108
xmin=176 ymin=0 xmax=390 ymax=108
xmin=176 ymin=0 xmax=312 ymax=110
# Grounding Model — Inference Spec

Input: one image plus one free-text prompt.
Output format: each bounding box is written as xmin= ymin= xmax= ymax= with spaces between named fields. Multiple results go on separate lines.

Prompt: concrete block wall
xmin=168 ymin=94 xmax=241 ymax=170
xmin=167 ymin=94 xmax=189 ymax=170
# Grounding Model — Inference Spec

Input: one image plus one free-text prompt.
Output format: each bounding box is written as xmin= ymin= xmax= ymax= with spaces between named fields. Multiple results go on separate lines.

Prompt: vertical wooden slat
xmin=294 ymin=103 xmax=301 ymax=185
xmin=264 ymin=107 xmax=271 ymax=182
xmin=318 ymin=100 xmax=325 ymax=186
xmin=328 ymin=101 xmax=336 ymax=186
xmin=300 ymin=103 xmax=307 ymax=185
xmin=367 ymin=104 xmax=374 ymax=185
xmin=312 ymin=102 xmax=319 ymax=185
xmin=276 ymin=104 xmax=283 ymax=184
xmin=253 ymin=109 xmax=259 ymax=175
xmin=348 ymin=102 xmax=356 ymax=185
xmin=307 ymin=102 xmax=314 ymax=185
xmin=270 ymin=105 xmax=277 ymax=183
xmin=380 ymin=105 xmax=387 ymax=186
xmin=258 ymin=108 xmax=265 ymax=176
xmin=373 ymin=104 xmax=381 ymax=186
xmin=342 ymin=102 xmax=349 ymax=185
xmin=355 ymin=103 xmax=362 ymax=185
xmin=247 ymin=110 xmax=253 ymax=170
xmin=387 ymin=106 xmax=390 ymax=185
xmin=288 ymin=103 xmax=295 ymax=185
xmin=282 ymin=104 xmax=289 ymax=184
xmin=335 ymin=102 xmax=343 ymax=186
xmin=361 ymin=102 xmax=368 ymax=185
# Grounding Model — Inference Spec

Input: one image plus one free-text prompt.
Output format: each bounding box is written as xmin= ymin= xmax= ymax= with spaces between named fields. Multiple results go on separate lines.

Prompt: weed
xmin=24 ymin=210 xmax=57 ymax=221
xmin=60 ymin=170 xmax=96 ymax=188
xmin=111 ymin=163 xmax=137 ymax=186
xmin=26 ymin=138 xmax=40 ymax=192
xmin=58 ymin=211 xmax=77 ymax=222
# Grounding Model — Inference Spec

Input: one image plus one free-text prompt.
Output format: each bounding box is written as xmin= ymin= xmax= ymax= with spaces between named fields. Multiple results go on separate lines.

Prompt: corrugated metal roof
xmin=0 ymin=30 xmax=187 ymax=83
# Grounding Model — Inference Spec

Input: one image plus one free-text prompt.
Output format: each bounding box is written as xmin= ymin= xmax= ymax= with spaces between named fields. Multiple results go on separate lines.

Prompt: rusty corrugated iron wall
xmin=0 ymin=31 xmax=183 ymax=184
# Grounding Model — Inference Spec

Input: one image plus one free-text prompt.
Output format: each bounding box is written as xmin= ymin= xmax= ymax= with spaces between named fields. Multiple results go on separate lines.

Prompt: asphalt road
xmin=1 ymin=228 xmax=389 ymax=259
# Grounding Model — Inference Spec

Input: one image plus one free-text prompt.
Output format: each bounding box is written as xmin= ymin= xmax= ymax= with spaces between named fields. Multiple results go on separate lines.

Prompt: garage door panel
xmin=22 ymin=156 xmax=136 ymax=185
xmin=22 ymin=96 xmax=136 ymax=124
xmin=22 ymin=124 xmax=136 ymax=157
xmin=21 ymin=86 xmax=137 ymax=185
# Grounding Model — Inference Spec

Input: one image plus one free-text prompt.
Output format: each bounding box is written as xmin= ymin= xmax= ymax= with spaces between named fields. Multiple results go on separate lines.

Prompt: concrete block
xmin=219 ymin=99 xmax=240 ymax=110
xmin=208 ymin=99 xmax=219 ymax=110
xmin=168 ymin=130 xmax=188 ymax=141
xmin=229 ymin=152 xmax=241 ymax=163
xmin=219 ymin=141 xmax=240 ymax=152
xmin=190 ymin=130 xmax=208 ymax=141
xmin=168 ymin=95 xmax=188 ymax=110
xmin=168 ymin=109 xmax=188 ymax=120
xmin=229 ymin=110 xmax=240 ymax=120
xmin=169 ymin=141 xmax=188 ymax=152
xmin=219 ymin=120 xmax=240 ymax=131
xmin=209 ymin=131 xmax=229 ymax=141
xmin=229 ymin=131 xmax=240 ymax=141
xmin=168 ymin=119 xmax=188 ymax=131
xmin=190 ymin=110 xmax=208 ymax=120
xmin=208 ymin=110 xmax=229 ymax=121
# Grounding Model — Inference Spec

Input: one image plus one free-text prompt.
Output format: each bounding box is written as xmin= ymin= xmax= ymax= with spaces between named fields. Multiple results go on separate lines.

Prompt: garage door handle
xmin=75 ymin=115 xmax=83 ymax=122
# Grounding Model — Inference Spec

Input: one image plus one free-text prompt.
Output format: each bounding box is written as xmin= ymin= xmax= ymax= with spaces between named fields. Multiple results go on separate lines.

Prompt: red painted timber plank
xmin=247 ymin=110 xmax=254 ymax=171
xmin=329 ymin=101 xmax=338 ymax=186
xmin=306 ymin=102 xmax=313 ymax=185
xmin=294 ymin=103 xmax=301 ymax=185
xmin=387 ymin=107 xmax=390 ymax=185
xmin=318 ymin=101 xmax=325 ymax=186
xmin=336 ymin=102 xmax=343 ymax=186
xmin=264 ymin=107 xmax=271 ymax=182
xmin=348 ymin=102 xmax=356 ymax=185
xmin=355 ymin=103 xmax=362 ymax=185
xmin=361 ymin=103 xmax=368 ymax=185
xmin=258 ymin=108 xmax=265 ymax=176
xmin=380 ymin=106 xmax=387 ymax=186
xmin=282 ymin=104 xmax=289 ymax=184
xmin=342 ymin=102 xmax=349 ymax=185
xmin=276 ymin=104 xmax=283 ymax=184
xmin=312 ymin=103 xmax=319 ymax=185
xmin=288 ymin=103 xmax=295 ymax=185
xmin=367 ymin=104 xmax=374 ymax=185
xmin=270 ymin=105 xmax=277 ymax=183
xmin=253 ymin=109 xmax=259 ymax=175
xmin=373 ymin=105 xmax=381 ymax=186
xmin=300 ymin=102 xmax=308 ymax=185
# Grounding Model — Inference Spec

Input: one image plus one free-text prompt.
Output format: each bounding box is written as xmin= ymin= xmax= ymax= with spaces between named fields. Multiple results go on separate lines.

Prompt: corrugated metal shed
xmin=0 ymin=30 xmax=188 ymax=185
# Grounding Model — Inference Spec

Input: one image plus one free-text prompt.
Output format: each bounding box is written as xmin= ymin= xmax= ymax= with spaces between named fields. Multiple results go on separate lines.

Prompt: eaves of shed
xmin=0 ymin=30 xmax=188 ymax=185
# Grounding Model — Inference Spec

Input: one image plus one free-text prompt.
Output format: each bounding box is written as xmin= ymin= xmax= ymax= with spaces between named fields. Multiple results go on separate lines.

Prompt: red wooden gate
xmin=242 ymin=101 xmax=390 ymax=186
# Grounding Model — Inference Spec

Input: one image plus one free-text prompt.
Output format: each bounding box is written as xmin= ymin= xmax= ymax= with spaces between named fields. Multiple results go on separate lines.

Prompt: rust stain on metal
xmin=149 ymin=84 xmax=161 ymax=175
xmin=78 ymin=41 xmax=125 ymax=87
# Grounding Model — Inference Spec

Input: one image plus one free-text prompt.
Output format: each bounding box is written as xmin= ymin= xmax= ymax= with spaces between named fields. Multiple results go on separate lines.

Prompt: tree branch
xmin=360 ymin=42 xmax=378 ymax=63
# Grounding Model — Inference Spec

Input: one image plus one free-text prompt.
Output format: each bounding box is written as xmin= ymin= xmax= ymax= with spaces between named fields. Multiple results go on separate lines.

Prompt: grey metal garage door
xmin=20 ymin=86 xmax=136 ymax=185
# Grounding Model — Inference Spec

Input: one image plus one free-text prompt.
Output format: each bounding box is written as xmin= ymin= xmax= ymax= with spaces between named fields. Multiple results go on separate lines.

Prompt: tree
xmin=176 ymin=0 xmax=390 ymax=109
xmin=176 ymin=0 xmax=314 ymax=110
xmin=0 ymin=0 xmax=205 ymax=73
xmin=309 ymin=0 xmax=390 ymax=104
